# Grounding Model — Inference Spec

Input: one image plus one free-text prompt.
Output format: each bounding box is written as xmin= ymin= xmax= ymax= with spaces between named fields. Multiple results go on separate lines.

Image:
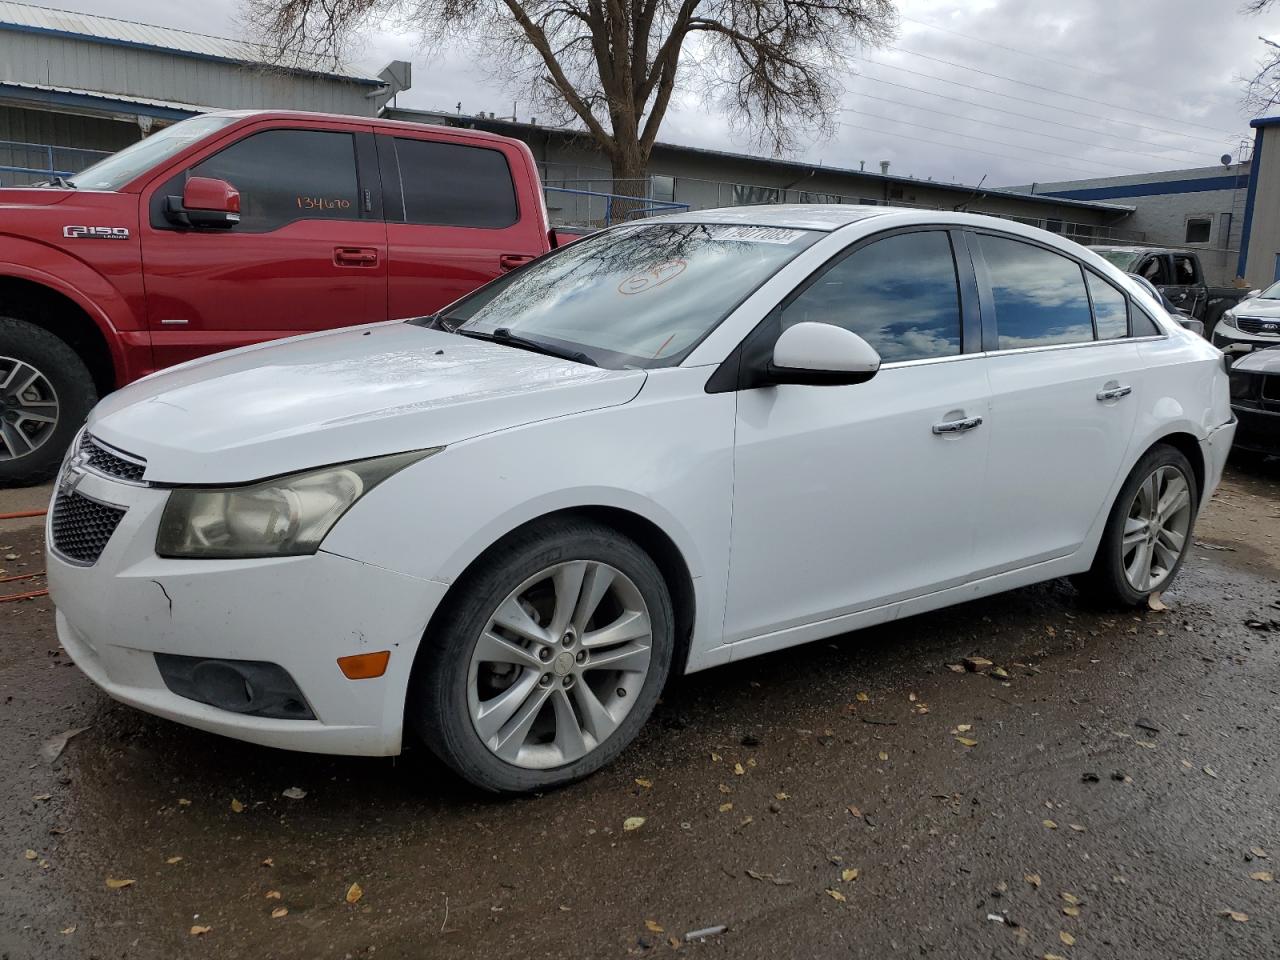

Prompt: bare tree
xmin=1243 ymin=0 xmax=1280 ymax=112
xmin=244 ymin=0 xmax=896 ymax=203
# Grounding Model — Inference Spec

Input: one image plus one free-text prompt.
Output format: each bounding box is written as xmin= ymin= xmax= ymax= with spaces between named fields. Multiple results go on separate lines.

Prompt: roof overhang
xmin=0 ymin=81 xmax=202 ymax=123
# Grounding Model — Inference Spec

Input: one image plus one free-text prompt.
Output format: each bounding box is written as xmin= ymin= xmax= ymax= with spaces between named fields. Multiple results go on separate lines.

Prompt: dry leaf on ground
xmin=345 ymin=882 xmax=363 ymax=904
xmin=635 ymin=778 xmax=652 ymax=788
xmin=1025 ymin=873 xmax=1042 ymax=888
xmin=104 ymin=877 xmax=134 ymax=890
xmin=955 ymin=737 xmax=979 ymax=747
xmin=825 ymin=888 xmax=847 ymax=903
xmin=1059 ymin=931 xmax=1075 ymax=946
xmin=281 ymin=787 xmax=307 ymax=800
xmin=1218 ymin=910 xmax=1249 ymax=922
xmin=190 ymin=925 xmax=212 ymax=936
xmin=1042 ymin=820 xmax=1058 ymax=830
xmin=645 ymin=920 xmax=664 ymax=933
xmin=271 ymin=906 xmax=288 ymax=919
xmin=265 ymin=890 xmax=282 ymax=900
xmin=1249 ymin=871 xmax=1273 ymax=882
xmin=841 ymin=868 xmax=859 ymax=882
xmin=623 ymin=816 xmax=646 ymax=831
xmin=165 ymin=856 xmax=182 ymax=865
xmin=230 ymin=798 xmax=245 ymax=813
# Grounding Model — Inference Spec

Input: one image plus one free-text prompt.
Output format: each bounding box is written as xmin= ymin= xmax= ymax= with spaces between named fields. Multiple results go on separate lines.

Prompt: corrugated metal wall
xmin=0 ymin=104 xmax=138 ymax=151
xmin=0 ymin=32 xmax=378 ymax=115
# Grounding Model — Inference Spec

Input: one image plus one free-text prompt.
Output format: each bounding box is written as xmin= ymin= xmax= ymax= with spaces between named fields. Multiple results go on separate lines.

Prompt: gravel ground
xmin=1 ymin=463 xmax=1277 ymax=960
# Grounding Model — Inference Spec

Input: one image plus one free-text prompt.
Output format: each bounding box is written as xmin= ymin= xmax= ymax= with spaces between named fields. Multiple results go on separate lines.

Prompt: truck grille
xmin=80 ymin=433 xmax=147 ymax=483
xmin=1235 ymin=317 xmax=1280 ymax=336
xmin=50 ymin=491 xmax=126 ymax=565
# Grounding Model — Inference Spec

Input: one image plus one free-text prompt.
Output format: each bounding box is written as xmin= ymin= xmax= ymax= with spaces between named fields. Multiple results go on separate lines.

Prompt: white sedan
xmin=47 ymin=206 xmax=1236 ymax=793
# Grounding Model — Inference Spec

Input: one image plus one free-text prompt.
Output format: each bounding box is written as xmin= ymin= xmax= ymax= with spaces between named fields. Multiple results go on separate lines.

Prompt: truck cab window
xmin=191 ymin=129 xmax=361 ymax=231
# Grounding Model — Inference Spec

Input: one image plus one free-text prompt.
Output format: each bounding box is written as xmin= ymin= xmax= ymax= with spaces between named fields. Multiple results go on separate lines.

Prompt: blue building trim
xmin=0 ymin=83 xmax=198 ymax=122
xmin=1041 ymin=175 xmax=1248 ymax=202
xmin=0 ymin=20 xmax=383 ymax=86
xmin=1239 ymin=126 xmax=1265 ymax=280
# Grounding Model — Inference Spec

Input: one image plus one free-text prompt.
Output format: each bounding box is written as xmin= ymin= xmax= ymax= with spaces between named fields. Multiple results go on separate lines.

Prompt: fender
xmin=0 ymin=236 xmax=147 ymax=385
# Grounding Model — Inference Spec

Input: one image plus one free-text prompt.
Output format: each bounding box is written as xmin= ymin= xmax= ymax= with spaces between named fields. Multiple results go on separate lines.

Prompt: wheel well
xmin=1152 ymin=432 xmax=1206 ymax=505
xmin=0 ymin=276 xmax=115 ymax=394
xmin=418 ymin=506 xmax=699 ymax=681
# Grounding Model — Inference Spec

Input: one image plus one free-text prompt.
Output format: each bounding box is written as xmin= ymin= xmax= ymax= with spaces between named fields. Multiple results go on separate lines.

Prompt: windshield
xmin=423 ymin=221 xmax=820 ymax=368
xmin=1094 ymin=249 xmax=1141 ymax=272
xmin=1257 ymin=280 xmax=1280 ymax=300
xmin=71 ymin=115 xmax=240 ymax=191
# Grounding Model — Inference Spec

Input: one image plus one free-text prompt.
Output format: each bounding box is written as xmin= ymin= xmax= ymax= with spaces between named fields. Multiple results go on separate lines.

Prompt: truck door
xmin=1165 ymin=253 xmax=1207 ymax=319
xmin=139 ymin=123 xmax=388 ymax=370
xmin=376 ymin=132 xmax=548 ymax=320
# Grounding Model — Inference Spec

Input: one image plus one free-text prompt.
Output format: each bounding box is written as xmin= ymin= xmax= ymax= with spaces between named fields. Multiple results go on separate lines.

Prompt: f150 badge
xmin=63 ymin=226 xmax=130 ymax=240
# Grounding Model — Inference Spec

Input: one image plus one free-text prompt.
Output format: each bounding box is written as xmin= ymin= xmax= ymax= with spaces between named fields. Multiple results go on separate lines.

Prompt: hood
xmin=0 ymin=187 xmax=80 ymax=208
xmin=1233 ymin=344 xmax=1280 ymax=374
xmin=1233 ymin=297 xmax=1280 ymax=318
xmin=89 ymin=322 xmax=646 ymax=484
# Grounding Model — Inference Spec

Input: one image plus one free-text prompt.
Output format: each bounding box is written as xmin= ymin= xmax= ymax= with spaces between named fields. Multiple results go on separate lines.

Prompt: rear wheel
xmin=411 ymin=519 xmax=674 ymax=793
xmin=0 ymin=317 xmax=97 ymax=486
xmin=1074 ymin=445 xmax=1198 ymax=606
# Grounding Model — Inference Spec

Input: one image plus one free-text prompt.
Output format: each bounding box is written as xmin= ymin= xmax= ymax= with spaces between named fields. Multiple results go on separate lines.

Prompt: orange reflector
xmin=337 ymin=650 xmax=390 ymax=680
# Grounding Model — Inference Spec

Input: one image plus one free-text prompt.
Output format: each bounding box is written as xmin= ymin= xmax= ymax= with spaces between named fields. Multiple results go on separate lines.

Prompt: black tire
xmin=1073 ymin=444 xmax=1199 ymax=607
xmin=0 ymin=317 xmax=98 ymax=486
xmin=411 ymin=518 xmax=674 ymax=794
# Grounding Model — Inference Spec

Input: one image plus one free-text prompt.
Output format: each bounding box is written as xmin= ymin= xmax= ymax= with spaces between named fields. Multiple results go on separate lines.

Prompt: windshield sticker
xmin=618 ymin=259 xmax=687 ymax=295
xmin=711 ymin=226 xmax=807 ymax=244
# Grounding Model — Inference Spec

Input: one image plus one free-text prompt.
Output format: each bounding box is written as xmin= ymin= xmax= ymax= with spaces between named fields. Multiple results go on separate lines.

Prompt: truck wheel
xmin=0 ymin=317 xmax=98 ymax=486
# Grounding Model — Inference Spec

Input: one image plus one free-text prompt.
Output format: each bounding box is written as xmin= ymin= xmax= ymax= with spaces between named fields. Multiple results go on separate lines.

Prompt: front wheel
xmin=0 ymin=317 xmax=98 ymax=486
xmin=1074 ymin=444 xmax=1198 ymax=606
xmin=411 ymin=519 xmax=674 ymax=793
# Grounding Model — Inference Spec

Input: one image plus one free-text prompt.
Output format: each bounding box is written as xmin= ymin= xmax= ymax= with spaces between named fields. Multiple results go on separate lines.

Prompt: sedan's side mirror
xmin=1175 ymin=315 xmax=1205 ymax=337
xmin=165 ymin=176 xmax=241 ymax=229
xmin=766 ymin=322 xmax=881 ymax=386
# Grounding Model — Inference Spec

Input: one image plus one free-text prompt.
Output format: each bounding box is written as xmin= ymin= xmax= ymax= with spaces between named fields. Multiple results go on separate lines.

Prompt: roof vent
xmin=880 ymin=160 xmax=890 ymax=175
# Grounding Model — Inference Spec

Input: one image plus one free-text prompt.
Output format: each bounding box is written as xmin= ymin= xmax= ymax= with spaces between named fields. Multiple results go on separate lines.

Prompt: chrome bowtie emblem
xmin=59 ymin=452 xmax=88 ymax=496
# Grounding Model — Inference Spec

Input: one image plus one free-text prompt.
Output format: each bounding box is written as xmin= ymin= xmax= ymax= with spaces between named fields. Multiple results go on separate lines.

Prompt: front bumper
xmin=48 ymin=468 xmax=447 ymax=756
xmin=1231 ymin=404 xmax=1280 ymax=454
xmin=1199 ymin=417 xmax=1237 ymax=510
xmin=1213 ymin=326 xmax=1280 ymax=358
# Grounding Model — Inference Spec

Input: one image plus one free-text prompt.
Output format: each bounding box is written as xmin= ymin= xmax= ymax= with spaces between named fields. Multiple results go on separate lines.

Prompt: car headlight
xmin=156 ymin=448 xmax=441 ymax=559
xmin=1219 ymin=310 xmax=1239 ymax=330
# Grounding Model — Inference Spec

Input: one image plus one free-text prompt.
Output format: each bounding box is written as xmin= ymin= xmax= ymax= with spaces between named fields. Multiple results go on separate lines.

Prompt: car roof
xmin=646 ymin=204 xmax=893 ymax=232
xmin=203 ymin=109 xmax=519 ymax=147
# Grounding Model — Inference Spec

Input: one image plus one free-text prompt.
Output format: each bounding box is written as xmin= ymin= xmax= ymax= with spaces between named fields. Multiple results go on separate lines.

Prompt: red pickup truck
xmin=0 ymin=110 xmax=561 ymax=484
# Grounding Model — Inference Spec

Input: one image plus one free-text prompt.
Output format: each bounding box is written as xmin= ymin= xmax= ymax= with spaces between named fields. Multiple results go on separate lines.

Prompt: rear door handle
xmin=1096 ymin=384 xmax=1132 ymax=402
xmin=500 ymin=253 xmax=536 ymax=271
xmin=932 ymin=415 xmax=983 ymax=435
xmin=334 ymin=247 xmax=379 ymax=267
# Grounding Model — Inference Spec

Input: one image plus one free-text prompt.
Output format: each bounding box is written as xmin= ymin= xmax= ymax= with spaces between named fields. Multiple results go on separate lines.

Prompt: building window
xmin=650 ymin=175 xmax=675 ymax=204
xmin=1185 ymin=217 xmax=1212 ymax=244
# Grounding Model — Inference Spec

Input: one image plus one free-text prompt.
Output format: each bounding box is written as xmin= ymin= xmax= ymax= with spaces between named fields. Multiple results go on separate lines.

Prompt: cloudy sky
xmin=30 ymin=0 xmax=1280 ymax=187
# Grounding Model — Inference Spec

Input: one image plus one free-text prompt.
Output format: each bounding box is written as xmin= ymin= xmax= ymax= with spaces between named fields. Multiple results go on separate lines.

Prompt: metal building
xmin=0 ymin=0 xmax=410 ymax=185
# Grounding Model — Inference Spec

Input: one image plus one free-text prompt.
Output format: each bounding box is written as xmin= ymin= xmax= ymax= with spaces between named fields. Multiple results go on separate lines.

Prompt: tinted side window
xmin=394 ymin=138 xmax=517 ymax=228
xmin=192 ymin=130 xmax=359 ymax=231
xmin=1172 ymin=255 xmax=1198 ymax=284
xmin=1087 ymin=273 xmax=1128 ymax=340
xmin=979 ymin=235 xmax=1093 ymax=349
xmin=1131 ymin=305 xmax=1162 ymax=337
xmin=780 ymin=231 xmax=962 ymax=363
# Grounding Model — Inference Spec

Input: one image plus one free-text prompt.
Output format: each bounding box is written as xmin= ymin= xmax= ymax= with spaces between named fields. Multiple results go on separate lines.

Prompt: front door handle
xmin=500 ymin=253 xmax=536 ymax=271
xmin=1096 ymin=384 xmax=1132 ymax=402
xmin=334 ymin=247 xmax=379 ymax=267
xmin=932 ymin=415 xmax=983 ymax=435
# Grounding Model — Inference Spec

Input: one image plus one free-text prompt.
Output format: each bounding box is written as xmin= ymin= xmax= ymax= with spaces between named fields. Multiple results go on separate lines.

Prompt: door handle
xmin=932 ymin=415 xmax=983 ymax=435
xmin=499 ymin=253 xmax=536 ymax=271
xmin=334 ymin=247 xmax=379 ymax=267
xmin=1096 ymin=384 xmax=1132 ymax=402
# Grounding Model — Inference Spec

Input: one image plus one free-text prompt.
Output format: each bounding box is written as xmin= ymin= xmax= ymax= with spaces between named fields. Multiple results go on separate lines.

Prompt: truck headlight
xmin=156 ymin=449 xmax=441 ymax=559
xmin=1219 ymin=310 xmax=1239 ymax=330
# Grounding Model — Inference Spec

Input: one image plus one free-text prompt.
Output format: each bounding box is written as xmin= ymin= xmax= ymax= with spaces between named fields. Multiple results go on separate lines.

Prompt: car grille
xmin=80 ymin=433 xmax=147 ymax=483
xmin=50 ymin=491 xmax=127 ymax=565
xmin=1235 ymin=316 xmax=1280 ymax=336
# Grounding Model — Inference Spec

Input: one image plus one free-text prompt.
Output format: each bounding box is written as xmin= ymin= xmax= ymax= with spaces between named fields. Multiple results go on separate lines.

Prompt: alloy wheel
xmin=467 ymin=560 xmax=653 ymax=769
xmin=0 ymin=358 xmax=59 ymax=462
xmin=1121 ymin=464 xmax=1193 ymax=593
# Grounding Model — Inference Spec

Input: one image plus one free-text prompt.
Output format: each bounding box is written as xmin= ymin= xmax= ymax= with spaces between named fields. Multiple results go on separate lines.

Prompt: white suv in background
xmin=1215 ymin=281 xmax=1280 ymax=357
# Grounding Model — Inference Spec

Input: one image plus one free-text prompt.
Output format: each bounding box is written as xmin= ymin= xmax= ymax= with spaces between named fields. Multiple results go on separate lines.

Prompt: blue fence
xmin=543 ymin=185 xmax=688 ymax=228
xmin=0 ymin=139 xmax=111 ymax=186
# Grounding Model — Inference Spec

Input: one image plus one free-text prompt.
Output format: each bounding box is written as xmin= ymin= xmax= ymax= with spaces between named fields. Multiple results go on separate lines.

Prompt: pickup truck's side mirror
xmin=165 ymin=177 xmax=241 ymax=229
xmin=765 ymin=322 xmax=881 ymax=386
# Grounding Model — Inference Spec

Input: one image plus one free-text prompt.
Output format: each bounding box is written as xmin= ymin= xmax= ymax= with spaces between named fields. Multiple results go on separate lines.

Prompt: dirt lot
xmin=2 ymin=464 xmax=1278 ymax=960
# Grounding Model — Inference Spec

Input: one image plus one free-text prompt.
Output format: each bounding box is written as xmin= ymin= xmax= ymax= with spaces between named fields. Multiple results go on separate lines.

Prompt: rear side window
xmin=979 ymin=235 xmax=1093 ymax=349
xmin=393 ymin=138 xmax=518 ymax=228
xmin=1087 ymin=273 xmax=1128 ymax=340
xmin=192 ymin=129 xmax=360 ymax=231
xmin=780 ymin=231 xmax=963 ymax=363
